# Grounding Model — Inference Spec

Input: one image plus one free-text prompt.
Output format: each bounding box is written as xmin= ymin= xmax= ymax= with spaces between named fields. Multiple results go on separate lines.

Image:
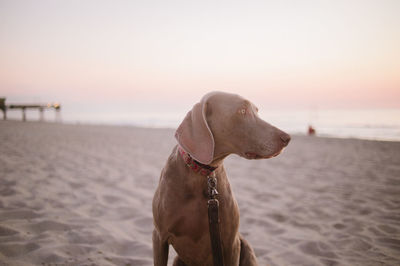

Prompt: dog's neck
xmin=178 ymin=146 xmax=217 ymax=176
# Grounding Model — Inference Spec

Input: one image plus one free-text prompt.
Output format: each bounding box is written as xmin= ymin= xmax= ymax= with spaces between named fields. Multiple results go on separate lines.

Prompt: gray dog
xmin=153 ymin=91 xmax=290 ymax=265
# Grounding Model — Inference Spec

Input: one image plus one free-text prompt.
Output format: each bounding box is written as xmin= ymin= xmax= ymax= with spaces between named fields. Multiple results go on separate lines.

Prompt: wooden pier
xmin=0 ymin=98 xmax=61 ymax=122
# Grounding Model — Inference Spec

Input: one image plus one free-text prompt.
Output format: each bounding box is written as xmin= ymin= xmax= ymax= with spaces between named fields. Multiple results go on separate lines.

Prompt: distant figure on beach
xmin=308 ymin=125 xmax=316 ymax=136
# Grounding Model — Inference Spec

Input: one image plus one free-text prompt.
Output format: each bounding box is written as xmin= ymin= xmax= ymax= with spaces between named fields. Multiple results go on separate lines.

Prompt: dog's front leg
xmin=239 ymin=234 xmax=259 ymax=266
xmin=153 ymin=229 xmax=169 ymax=266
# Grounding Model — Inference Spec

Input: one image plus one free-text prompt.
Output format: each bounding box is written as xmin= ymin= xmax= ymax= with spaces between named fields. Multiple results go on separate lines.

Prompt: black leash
xmin=207 ymin=174 xmax=225 ymax=266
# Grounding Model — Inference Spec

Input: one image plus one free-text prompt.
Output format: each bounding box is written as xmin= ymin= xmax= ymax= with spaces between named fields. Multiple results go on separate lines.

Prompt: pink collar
xmin=178 ymin=146 xmax=217 ymax=176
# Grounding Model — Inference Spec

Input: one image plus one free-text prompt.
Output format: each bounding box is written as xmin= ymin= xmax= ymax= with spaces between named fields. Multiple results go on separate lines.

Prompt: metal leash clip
xmin=207 ymin=175 xmax=218 ymax=199
xmin=207 ymin=173 xmax=224 ymax=266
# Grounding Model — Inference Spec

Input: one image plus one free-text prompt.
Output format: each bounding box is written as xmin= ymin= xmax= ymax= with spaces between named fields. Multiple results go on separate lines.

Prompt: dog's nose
xmin=280 ymin=133 xmax=291 ymax=146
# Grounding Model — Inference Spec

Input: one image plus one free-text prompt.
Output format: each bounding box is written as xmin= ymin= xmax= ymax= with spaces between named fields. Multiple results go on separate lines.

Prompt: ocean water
xmin=261 ymin=109 xmax=400 ymax=142
xmin=4 ymin=108 xmax=400 ymax=142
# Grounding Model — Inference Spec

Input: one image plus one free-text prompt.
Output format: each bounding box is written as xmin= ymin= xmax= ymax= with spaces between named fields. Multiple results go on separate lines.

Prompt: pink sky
xmin=1 ymin=0 xmax=399 ymax=116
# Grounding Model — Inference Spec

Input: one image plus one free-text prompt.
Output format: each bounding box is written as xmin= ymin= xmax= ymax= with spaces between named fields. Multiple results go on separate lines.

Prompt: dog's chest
xmin=167 ymin=187 xmax=208 ymax=237
xmin=167 ymin=184 xmax=239 ymax=240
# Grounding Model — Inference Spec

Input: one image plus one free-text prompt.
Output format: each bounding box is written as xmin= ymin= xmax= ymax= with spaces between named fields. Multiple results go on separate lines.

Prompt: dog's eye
xmin=239 ymin=109 xmax=246 ymax=115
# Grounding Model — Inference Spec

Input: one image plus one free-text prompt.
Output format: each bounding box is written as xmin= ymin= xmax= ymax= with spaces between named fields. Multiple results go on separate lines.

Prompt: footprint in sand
xmin=298 ymin=241 xmax=338 ymax=259
xmin=0 ymin=225 xmax=19 ymax=236
xmin=0 ymin=210 xmax=40 ymax=221
xmin=0 ymin=242 xmax=40 ymax=257
xmin=28 ymin=220 xmax=72 ymax=234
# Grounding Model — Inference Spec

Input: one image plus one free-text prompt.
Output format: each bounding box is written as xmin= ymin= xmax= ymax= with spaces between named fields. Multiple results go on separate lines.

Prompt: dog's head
xmin=175 ymin=91 xmax=290 ymax=164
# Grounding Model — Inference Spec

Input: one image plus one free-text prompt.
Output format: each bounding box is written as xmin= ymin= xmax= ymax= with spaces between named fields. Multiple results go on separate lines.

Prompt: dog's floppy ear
xmin=175 ymin=95 xmax=214 ymax=165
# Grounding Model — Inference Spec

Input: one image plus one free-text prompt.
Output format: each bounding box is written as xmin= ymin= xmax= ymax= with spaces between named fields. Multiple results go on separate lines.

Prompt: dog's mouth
xmin=244 ymin=149 xmax=284 ymax=160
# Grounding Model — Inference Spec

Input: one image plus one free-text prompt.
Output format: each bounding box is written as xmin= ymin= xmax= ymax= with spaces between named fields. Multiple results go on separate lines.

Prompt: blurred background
xmin=1 ymin=0 xmax=399 ymax=140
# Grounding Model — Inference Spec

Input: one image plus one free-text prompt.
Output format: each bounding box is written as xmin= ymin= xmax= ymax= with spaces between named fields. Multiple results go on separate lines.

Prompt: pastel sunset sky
xmin=1 ymin=0 xmax=399 ymax=121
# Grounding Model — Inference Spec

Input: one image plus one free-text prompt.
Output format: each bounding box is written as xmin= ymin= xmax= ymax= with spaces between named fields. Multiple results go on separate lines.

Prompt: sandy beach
xmin=0 ymin=120 xmax=399 ymax=266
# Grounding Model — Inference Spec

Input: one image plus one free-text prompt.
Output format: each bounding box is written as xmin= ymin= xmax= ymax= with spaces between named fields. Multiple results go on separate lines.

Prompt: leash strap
xmin=207 ymin=175 xmax=225 ymax=266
